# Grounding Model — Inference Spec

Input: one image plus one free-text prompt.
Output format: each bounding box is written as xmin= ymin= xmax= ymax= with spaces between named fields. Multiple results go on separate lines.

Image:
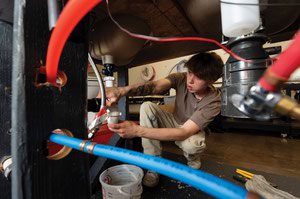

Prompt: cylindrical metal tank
xmin=221 ymin=34 xmax=273 ymax=118
xmin=221 ymin=59 xmax=273 ymax=118
xmin=89 ymin=14 xmax=151 ymax=66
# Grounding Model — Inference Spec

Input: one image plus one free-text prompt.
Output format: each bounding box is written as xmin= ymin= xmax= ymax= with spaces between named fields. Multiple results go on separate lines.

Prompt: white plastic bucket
xmin=99 ymin=164 xmax=144 ymax=199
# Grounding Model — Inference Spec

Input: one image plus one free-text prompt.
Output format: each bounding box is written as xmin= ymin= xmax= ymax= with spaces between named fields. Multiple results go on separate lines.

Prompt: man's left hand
xmin=108 ymin=121 xmax=141 ymax=138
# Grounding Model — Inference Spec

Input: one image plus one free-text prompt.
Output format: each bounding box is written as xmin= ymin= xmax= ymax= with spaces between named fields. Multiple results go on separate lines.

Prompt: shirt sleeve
xmin=189 ymin=100 xmax=221 ymax=130
xmin=166 ymin=72 xmax=186 ymax=89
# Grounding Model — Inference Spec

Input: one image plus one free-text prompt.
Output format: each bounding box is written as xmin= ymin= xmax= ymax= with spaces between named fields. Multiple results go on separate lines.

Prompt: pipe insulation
xmin=269 ymin=30 xmax=300 ymax=79
xmin=49 ymin=133 xmax=251 ymax=199
xmin=259 ymin=30 xmax=300 ymax=91
xmin=88 ymin=53 xmax=106 ymax=108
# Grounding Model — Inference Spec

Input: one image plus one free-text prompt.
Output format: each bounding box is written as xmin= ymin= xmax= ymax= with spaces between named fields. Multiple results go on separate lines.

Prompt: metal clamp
xmin=1 ymin=156 xmax=12 ymax=180
xmin=88 ymin=113 xmax=107 ymax=139
xmin=230 ymin=84 xmax=281 ymax=120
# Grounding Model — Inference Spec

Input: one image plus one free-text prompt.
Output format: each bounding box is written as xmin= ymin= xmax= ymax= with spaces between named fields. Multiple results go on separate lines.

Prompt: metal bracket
xmin=88 ymin=113 xmax=108 ymax=139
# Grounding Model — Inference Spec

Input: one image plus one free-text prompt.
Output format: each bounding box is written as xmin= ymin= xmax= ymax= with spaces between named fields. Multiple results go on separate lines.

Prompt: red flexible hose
xmin=46 ymin=0 xmax=101 ymax=86
xmin=270 ymin=31 xmax=300 ymax=79
xmin=96 ymin=107 xmax=107 ymax=117
xmin=259 ymin=30 xmax=300 ymax=91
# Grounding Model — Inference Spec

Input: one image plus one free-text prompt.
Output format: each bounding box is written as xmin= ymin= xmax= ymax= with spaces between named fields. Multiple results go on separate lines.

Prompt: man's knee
xmin=140 ymin=102 xmax=157 ymax=117
xmin=142 ymin=138 xmax=162 ymax=156
xmin=176 ymin=133 xmax=206 ymax=154
xmin=140 ymin=101 xmax=153 ymax=111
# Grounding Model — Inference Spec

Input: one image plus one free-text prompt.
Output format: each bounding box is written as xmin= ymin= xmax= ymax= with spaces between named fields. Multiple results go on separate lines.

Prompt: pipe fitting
xmin=103 ymin=76 xmax=115 ymax=87
xmin=231 ymin=83 xmax=300 ymax=120
xmin=0 ymin=156 xmax=12 ymax=180
xmin=107 ymin=110 xmax=122 ymax=124
xmin=47 ymin=129 xmax=73 ymax=160
xmin=101 ymin=55 xmax=114 ymax=65
xmin=275 ymin=96 xmax=300 ymax=120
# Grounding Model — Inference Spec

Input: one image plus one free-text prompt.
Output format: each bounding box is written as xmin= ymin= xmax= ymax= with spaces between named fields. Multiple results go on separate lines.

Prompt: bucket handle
xmin=118 ymin=186 xmax=143 ymax=197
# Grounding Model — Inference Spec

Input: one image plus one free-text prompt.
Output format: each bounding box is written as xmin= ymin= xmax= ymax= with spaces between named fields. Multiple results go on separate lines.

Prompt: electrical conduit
xmin=49 ymin=133 xmax=257 ymax=199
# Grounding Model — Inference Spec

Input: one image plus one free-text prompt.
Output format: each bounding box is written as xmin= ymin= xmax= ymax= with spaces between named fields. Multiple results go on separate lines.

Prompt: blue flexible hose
xmin=49 ymin=134 xmax=248 ymax=199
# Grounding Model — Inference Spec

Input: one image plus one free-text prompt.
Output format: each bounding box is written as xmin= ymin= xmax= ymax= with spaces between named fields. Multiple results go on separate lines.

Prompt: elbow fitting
xmin=275 ymin=96 xmax=300 ymax=120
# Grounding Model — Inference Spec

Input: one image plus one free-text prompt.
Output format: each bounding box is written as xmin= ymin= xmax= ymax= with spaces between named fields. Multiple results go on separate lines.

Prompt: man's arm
xmin=121 ymin=78 xmax=172 ymax=97
xmin=108 ymin=119 xmax=200 ymax=141
xmin=98 ymin=78 xmax=172 ymax=106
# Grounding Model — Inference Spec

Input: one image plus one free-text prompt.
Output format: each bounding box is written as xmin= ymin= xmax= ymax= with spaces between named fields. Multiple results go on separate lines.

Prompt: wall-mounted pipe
xmin=47 ymin=0 xmax=60 ymax=30
xmin=49 ymin=133 xmax=261 ymax=199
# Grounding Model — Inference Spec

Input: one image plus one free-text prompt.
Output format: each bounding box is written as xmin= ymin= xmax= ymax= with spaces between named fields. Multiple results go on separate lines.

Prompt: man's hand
xmin=108 ymin=121 xmax=141 ymax=138
xmin=97 ymin=87 xmax=124 ymax=107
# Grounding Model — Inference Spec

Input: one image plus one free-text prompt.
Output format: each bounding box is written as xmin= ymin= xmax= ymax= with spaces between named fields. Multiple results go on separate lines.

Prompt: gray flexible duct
xmin=88 ymin=53 xmax=106 ymax=108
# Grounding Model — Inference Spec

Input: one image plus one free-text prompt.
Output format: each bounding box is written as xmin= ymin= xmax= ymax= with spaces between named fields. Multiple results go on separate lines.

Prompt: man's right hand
xmin=97 ymin=87 xmax=123 ymax=107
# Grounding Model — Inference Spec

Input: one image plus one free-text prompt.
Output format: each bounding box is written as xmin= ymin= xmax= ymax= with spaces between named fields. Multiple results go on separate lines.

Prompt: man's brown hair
xmin=185 ymin=52 xmax=223 ymax=82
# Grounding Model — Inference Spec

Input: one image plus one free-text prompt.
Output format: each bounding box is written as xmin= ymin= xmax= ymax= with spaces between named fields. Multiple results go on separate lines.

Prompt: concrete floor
xmin=163 ymin=131 xmax=300 ymax=180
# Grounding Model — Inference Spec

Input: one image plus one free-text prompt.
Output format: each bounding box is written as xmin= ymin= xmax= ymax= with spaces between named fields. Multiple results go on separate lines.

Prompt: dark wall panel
xmin=11 ymin=0 xmax=91 ymax=198
xmin=0 ymin=20 xmax=13 ymax=199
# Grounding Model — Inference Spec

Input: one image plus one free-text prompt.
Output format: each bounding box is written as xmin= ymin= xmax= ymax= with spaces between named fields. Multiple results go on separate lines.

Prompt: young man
xmin=103 ymin=52 xmax=223 ymax=187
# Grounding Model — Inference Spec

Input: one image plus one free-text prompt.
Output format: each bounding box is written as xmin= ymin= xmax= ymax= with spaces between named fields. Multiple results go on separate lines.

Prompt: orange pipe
xmin=46 ymin=0 xmax=102 ymax=86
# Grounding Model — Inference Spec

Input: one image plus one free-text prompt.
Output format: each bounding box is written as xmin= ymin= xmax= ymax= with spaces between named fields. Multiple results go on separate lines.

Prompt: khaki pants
xmin=140 ymin=102 xmax=206 ymax=161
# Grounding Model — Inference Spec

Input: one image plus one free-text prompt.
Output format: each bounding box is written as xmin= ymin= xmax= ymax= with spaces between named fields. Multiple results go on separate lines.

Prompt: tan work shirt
xmin=166 ymin=72 xmax=221 ymax=130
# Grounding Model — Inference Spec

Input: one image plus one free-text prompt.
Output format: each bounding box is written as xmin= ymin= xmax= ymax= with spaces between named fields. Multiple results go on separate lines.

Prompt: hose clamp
xmin=88 ymin=113 xmax=108 ymax=139
xmin=230 ymin=84 xmax=282 ymax=120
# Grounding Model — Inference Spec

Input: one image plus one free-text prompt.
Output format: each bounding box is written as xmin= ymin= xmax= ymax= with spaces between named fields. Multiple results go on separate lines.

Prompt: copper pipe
xmin=86 ymin=142 xmax=97 ymax=154
xmin=79 ymin=140 xmax=88 ymax=152
xmin=275 ymin=96 xmax=300 ymax=120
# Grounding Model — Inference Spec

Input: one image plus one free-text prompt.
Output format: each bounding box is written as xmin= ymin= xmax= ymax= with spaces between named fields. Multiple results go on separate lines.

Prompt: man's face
xmin=186 ymin=70 xmax=209 ymax=93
